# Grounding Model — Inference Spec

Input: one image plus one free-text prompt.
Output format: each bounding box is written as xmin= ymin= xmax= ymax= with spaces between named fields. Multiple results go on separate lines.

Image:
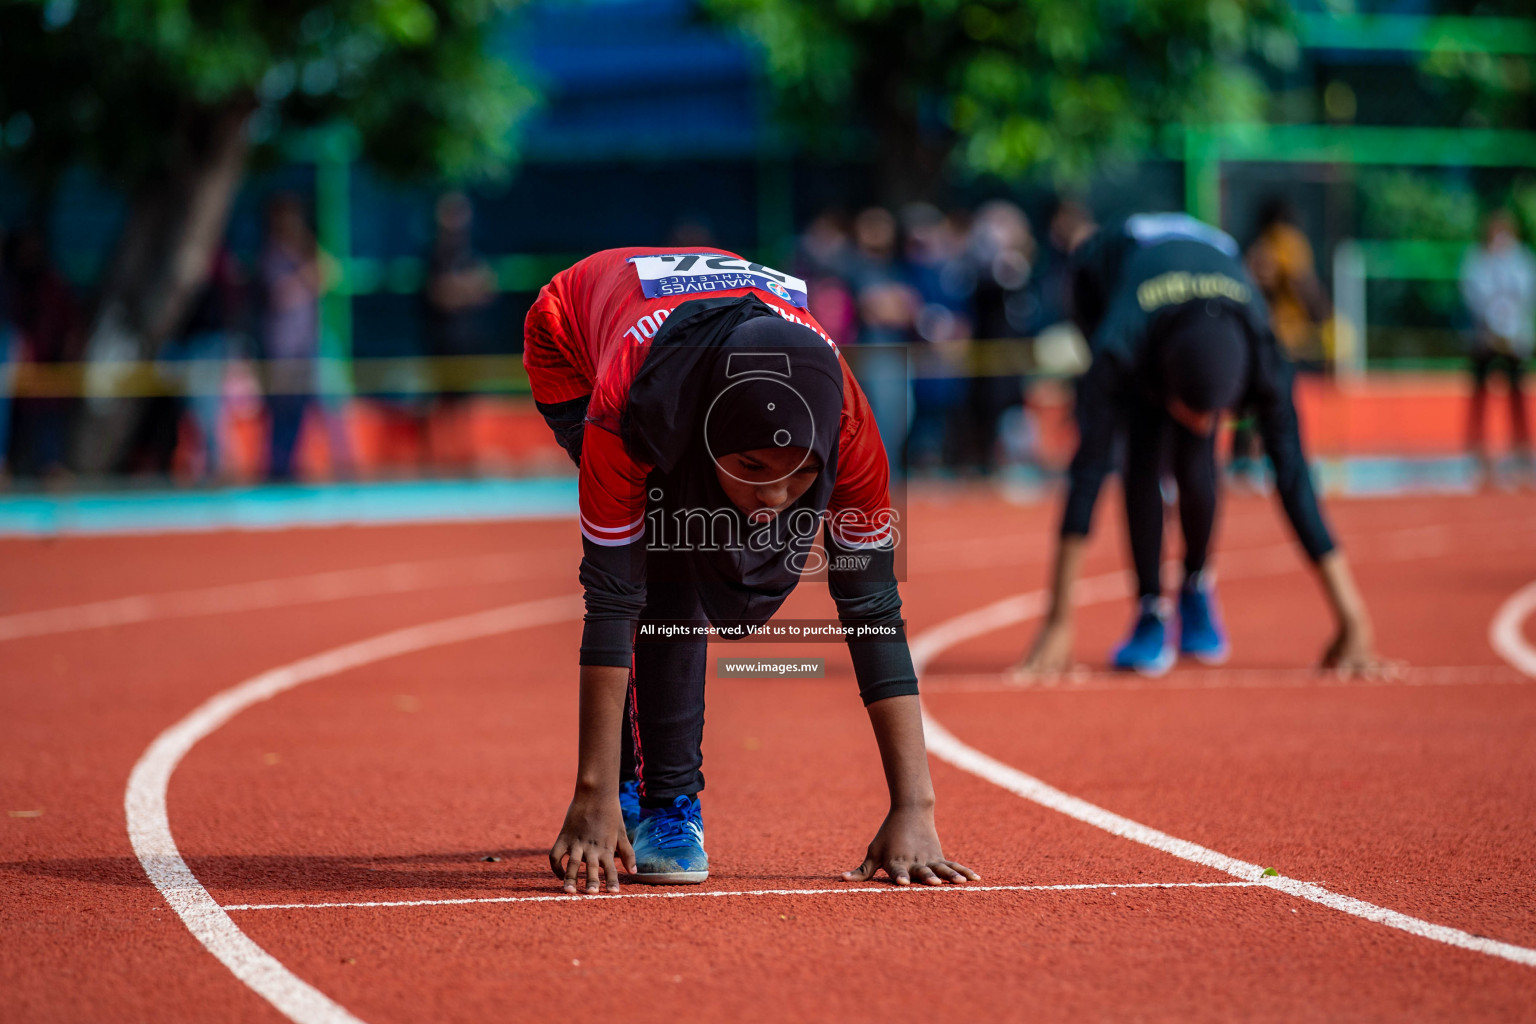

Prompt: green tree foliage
xmin=0 ymin=0 xmax=534 ymax=190
xmin=1416 ymin=1 xmax=1535 ymax=132
xmin=703 ymin=0 xmax=1296 ymax=191
xmin=1360 ymin=170 xmax=1480 ymax=242
xmin=0 ymin=0 xmax=533 ymax=471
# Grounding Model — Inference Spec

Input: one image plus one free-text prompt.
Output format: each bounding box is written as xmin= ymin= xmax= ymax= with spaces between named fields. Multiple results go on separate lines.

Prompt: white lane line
xmin=222 ymin=881 xmax=1271 ymax=911
xmin=922 ymin=664 xmax=1528 ymax=693
xmin=125 ymin=595 xmax=583 ymax=1024
xmin=1 ymin=550 xmax=568 ymax=643
xmin=911 ymin=574 xmax=1536 ymax=968
xmin=1490 ymin=579 xmax=1536 ymax=678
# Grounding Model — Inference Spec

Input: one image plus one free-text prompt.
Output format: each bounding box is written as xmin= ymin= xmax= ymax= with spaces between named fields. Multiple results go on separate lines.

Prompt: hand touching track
xmin=549 ymin=789 xmax=635 ymax=894
xmin=844 ymin=805 xmax=980 ymax=886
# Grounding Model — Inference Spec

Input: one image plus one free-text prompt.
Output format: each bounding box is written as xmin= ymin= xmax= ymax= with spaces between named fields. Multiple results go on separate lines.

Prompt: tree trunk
xmin=75 ymin=101 xmax=254 ymax=474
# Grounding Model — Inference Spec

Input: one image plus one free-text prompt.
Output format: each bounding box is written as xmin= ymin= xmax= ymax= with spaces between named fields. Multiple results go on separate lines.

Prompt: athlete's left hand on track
xmin=549 ymin=790 xmax=635 ymax=895
xmin=842 ymin=806 xmax=980 ymax=886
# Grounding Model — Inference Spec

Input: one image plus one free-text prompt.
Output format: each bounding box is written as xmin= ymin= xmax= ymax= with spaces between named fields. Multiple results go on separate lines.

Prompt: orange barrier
xmin=174 ymin=372 xmax=1527 ymax=482
xmin=1294 ymin=373 xmax=1528 ymax=457
xmin=1029 ymin=373 xmax=1530 ymax=464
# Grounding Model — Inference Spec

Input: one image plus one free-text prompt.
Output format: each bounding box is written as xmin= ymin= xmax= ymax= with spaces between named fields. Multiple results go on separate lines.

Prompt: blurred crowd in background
xmin=0 ymin=189 xmax=1532 ymax=486
xmin=790 ymin=198 xmax=1096 ymax=476
xmin=0 ymin=190 xmax=502 ymax=486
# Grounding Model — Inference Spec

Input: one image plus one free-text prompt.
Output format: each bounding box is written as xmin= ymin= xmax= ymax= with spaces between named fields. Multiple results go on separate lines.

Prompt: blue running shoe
xmin=619 ymin=778 xmax=641 ymax=841
xmin=1177 ymin=572 xmax=1230 ymax=665
xmin=629 ymin=794 xmax=708 ymax=884
xmin=1111 ymin=597 xmax=1175 ymax=676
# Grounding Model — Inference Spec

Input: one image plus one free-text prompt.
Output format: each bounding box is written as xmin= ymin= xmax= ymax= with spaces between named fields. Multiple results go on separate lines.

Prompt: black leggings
xmin=1123 ymin=399 xmax=1219 ymax=600
xmin=619 ymin=557 xmax=710 ymax=802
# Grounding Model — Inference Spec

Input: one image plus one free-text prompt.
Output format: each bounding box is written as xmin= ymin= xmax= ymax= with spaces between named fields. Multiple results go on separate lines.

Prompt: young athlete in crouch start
xmin=1016 ymin=213 xmax=1390 ymax=678
xmin=524 ymin=248 xmax=978 ymax=893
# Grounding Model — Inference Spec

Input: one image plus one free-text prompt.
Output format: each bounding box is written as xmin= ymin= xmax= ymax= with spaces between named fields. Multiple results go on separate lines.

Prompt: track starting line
xmin=221 ymin=880 xmax=1279 ymax=911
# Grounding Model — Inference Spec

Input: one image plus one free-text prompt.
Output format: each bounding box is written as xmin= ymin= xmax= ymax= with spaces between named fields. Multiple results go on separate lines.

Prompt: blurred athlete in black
xmin=1015 ymin=213 xmax=1387 ymax=677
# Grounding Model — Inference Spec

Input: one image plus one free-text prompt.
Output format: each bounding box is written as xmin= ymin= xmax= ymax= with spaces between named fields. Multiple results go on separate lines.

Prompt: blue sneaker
xmin=629 ymin=794 xmax=708 ymax=884
xmin=1111 ymin=597 xmax=1175 ymax=676
xmin=619 ymin=778 xmax=641 ymax=841
xmin=1178 ymin=573 xmax=1230 ymax=665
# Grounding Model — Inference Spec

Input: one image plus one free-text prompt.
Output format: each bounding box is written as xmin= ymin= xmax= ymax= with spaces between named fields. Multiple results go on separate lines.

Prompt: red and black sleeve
xmin=826 ymin=363 xmax=918 ymax=705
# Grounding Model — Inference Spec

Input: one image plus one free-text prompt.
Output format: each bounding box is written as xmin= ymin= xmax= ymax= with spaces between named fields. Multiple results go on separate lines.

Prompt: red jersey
xmin=523 ymin=247 xmax=895 ymax=551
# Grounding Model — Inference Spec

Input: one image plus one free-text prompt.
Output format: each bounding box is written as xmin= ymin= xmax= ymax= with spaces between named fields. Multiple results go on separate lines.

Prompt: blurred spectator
xmin=962 ymin=200 xmax=1037 ymax=472
xmin=1245 ymin=198 xmax=1330 ymax=368
xmin=795 ymin=210 xmax=857 ymax=344
xmin=422 ymin=192 xmax=496 ymax=470
xmin=902 ymin=203 xmax=973 ymax=342
xmin=846 ymin=206 xmax=917 ymax=344
xmin=1019 ymin=198 xmax=1095 ymax=337
xmin=1460 ymin=208 xmax=1536 ymax=483
xmin=1232 ymin=199 xmax=1332 ymax=489
xmin=1050 ymin=199 xmax=1098 ymax=257
xmin=846 ymin=207 xmax=919 ymax=471
xmin=258 ymin=194 xmax=324 ymax=482
xmin=3 ymin=225 xmax=82 ymax=480
xmin=969 ymin=201 xmax=1035 ymax=337
xmin=900 ymin=202 xmax=972 ymax=470
xmin=162 ymin=245 xmax=244 ymax=480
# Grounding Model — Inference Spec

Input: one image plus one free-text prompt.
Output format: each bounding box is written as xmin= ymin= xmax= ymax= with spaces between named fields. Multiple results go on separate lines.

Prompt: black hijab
xmin=1157 ymin=301 xmax=1251 ymax=413
xmin=624 ymin=297 xmax=844 ymax=627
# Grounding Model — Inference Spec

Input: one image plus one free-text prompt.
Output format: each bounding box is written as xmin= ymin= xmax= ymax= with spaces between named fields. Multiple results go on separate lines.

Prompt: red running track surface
xmin=2 ymin=489 xmax=1535 ymax=1021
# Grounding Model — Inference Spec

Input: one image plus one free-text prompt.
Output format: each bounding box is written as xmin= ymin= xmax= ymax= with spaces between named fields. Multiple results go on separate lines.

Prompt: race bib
xmin=628 ymin=253 xmax=809 ymax=309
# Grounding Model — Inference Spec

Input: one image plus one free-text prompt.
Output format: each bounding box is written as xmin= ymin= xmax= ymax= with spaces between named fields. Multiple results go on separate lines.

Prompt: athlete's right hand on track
xmin=1320 ymin=620 xmax=1402 ymax=681
xmin=843 ymin=806 xmax=980 ymax=887
xmin=1010 ymin=621 xmax=1078 ymax=680
xmin=549 ymin=789 xmax=635 ymax=895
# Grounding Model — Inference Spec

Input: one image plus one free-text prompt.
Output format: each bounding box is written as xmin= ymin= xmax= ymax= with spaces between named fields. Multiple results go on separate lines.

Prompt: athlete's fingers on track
xmin=891 ymin=865 xmax=912 ymax=886
xmin=585 ymin=851 xmax=604 ymax=895
xmin=914 ymin=865 xmax=943 ymax=886
xmin=548 ymin=838 xmax=571 ymax=881
xmin=618 ymin=833 xmax=636 ymax=874
xmin=841 ymin=856 xmax=877 ymax=883
xmin=932 ymin=862 xmax=969 ymax=883
xmin=562 ymin=845 xmax=586 ymax=894
xmin=947 ymin=860 xmax=981 ymax=881
xmin=1322 ymin=656 xmax=1405 ymax=682
xmin=600 ymin=851 xmax=621 ymax=894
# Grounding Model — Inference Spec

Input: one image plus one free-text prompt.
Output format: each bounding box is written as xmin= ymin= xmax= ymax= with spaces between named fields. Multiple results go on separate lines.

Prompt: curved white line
xmin=912 ymin=583 xmax=1536 ymax=969
xmin=1 ymin=551 xmax=566 ymax=643
xmin=125 ymin=595 xmax=584 ymax=1024
xmin=1490 ymin=579 xmax=1536 ymax=678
